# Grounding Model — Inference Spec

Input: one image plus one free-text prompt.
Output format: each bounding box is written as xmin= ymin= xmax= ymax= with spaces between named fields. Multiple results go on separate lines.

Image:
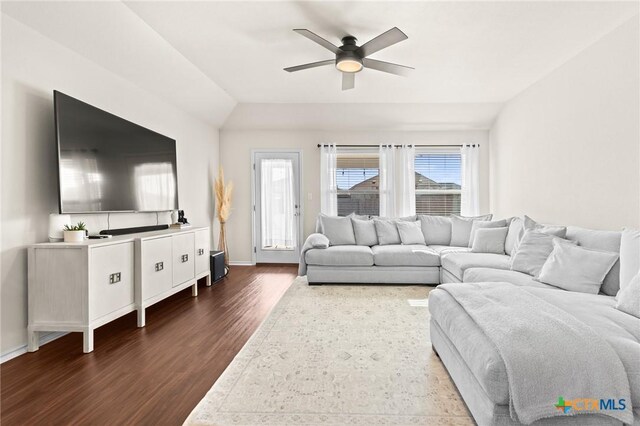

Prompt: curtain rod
xmin=316 ymin=144 xmax=479 ymax=148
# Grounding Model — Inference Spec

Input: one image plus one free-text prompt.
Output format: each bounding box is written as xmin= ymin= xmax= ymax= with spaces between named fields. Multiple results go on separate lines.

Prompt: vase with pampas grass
xmin=215 ymin=167 xmax=233 ymax=270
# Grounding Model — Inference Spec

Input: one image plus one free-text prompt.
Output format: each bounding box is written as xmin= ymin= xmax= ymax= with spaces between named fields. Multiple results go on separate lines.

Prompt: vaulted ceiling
xmin=2 ymin=1 xmax=638 ymax=129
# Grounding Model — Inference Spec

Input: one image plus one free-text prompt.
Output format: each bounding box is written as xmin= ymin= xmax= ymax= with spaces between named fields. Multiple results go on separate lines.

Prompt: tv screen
xmin=54 ymin=91 xmax=179 ymax=213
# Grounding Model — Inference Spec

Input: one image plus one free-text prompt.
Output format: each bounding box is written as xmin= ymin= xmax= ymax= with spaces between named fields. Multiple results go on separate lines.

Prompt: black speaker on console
xmin=210 ymin=251 xmax=226 ymax=283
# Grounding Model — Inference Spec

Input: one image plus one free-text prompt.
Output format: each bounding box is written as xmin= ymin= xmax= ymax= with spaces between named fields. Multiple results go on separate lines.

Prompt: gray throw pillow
xmin=418 ymin=215 xmax=452 ymax=245
xmin=616 ymin=273 xmax=640 ymax=318
xmin=471 ymin=227 xmax=509 ymax=254
xmin=505 ymin=217 xmax=524 ymax=256
xmin=319 ymin=215 xmax=356 ymax=246
xmin=351 ymin=218 xmax=378 ymax=246
xmin=397 ymin=221 xmax=426 ymax=245
xmin=523 ymin=215 xmax=567 ymax=238
xmin=537 ymin=240 xmax=619 ymax=294
xmin=468 ymin=219 xmax=508 ymax=247
xmin=510 ymin=230 xmax=574 ymax=277
xmin=374 ymin=219 xmax=402 ymax=245
xmin=450 ymin=214 xmax=493 ymax=247
xmin=620 ymin=228 xmax=640 ymax=290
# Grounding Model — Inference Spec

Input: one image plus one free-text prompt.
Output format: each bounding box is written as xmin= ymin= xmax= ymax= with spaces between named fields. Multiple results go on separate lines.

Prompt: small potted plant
xmin=63 ymin=222 xmax=87 ymax=242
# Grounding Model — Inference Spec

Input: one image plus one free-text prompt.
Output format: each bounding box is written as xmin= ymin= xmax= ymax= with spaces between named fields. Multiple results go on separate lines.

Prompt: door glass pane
xmin=260 ymin=159 xmax=296 ymax=250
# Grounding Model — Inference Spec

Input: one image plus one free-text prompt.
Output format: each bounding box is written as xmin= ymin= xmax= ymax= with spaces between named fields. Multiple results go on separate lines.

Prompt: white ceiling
xmin=2 ymin=1 xmax=638 ymax=129
xmin=126 ymin=1 xmax=638 ymax=103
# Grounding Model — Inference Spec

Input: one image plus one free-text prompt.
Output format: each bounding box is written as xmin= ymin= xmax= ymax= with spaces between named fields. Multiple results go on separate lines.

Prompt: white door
xmin=253 ymin=151 xmax=302 ymax=263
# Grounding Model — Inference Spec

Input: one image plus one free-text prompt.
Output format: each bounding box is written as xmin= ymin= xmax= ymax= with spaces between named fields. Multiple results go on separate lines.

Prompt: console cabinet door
xmin=90 ymin=242 xmax=134 ymax=321
xmin=172 ymin=233 xmax=195 ymax=286
xmin=141 ymin=236 xmax=173 ymax=300
xmin=194 ymin=229 xmax=210 ymax=276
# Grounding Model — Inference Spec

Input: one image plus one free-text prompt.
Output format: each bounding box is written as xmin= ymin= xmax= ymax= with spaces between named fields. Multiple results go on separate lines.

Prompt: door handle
xmin=181 ymin=254 xmax=189 ymax=263
xmin=155 ymin=262 xmax=164 ymax=272
xmin=109 ymin=272 xmax=121 ymax=284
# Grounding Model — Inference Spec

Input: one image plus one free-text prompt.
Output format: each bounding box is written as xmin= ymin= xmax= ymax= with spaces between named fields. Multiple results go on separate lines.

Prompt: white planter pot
xmin=64 ymin=230 xmax=86 ymax=243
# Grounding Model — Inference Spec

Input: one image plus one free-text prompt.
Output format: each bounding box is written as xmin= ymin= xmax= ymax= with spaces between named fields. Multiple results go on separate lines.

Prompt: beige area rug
xmin=185 ymin=277 xmax=474 ymax=425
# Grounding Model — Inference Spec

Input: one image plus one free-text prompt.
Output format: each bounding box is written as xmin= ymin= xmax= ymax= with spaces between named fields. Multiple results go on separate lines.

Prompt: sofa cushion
xmin=468 ymin=219 xmax=507 ymax=247
xmin=510 ymin=230 xmax=574 ymax=277
xmin=620 ymin=228 xmax=640 ymax=290
xmin=318 ymin=215 xmax=356 ymax=246
xmin=305 ymin=246 xmax=373 ymax=266
xmin=523 ymin=215 xmax=567 ymax=238
xmin=428 ymin=245 xmax=471 ymax=255
xmin=396 ymin=221 xmax=426 ymax=245
xmin=351 ymin=218 xmax=378 ymax=246
xmin=616 ymin=273 xmax=640 ymax=318
xmin=450 ymin=214 xmax=493 ymax=247
xmin=373 ymin=219 xmax=402 ymax=245
xmin=440 ymin=252 xmax=511 ymax=281
xmin=371 ymin=245 xmax=440 ymax=267
xmin=463 ymin=267 xmax=557 ymax=289
xmin=566 ymin=226 xmax=622 ymax=296
xmin=470 ymin=227 xmax=509 ymax=254
xmin=418 ymin=215 xmax=452 ymax=245
xmin=504 ymin=217 xmax=523 ymax=256
xmin=537 ymin=240 xmax=619 ymax=294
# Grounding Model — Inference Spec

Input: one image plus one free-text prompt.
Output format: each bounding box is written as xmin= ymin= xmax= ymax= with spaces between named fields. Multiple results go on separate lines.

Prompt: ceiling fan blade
xmin=357 ymin=27 xmax=408 ymax=57
xmin=293 ymin=29 xmax=340 ymax=54
xmin=284 ymin=59 xmax=335 ymax=73
xmin=362 ymin=58 xmax=413 ymax=76
xmin=342 ymin=73 xmax=355 ymax=91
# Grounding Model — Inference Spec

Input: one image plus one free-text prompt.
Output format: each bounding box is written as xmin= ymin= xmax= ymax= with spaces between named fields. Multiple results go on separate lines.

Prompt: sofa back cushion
xmin=537 ymin=240 xmax=619 ymax=294
xmin=565 ymin=226 xmax=622 ymax=296
xmin=450 ymin=214 xmax=493 ymax=247
xmin=616 ymin=273 xmax=640 ymax=318
xmin=351 ymin=218 xmax=378 ymax=246
xmin=374 ymin=219 xmax=402 ymax=245
xmin=397 ymin=221 xmax=426 ymax=245
xmin=418 ymin=215 xmax=452 ymax=245
xmin=523 ymin=215 xmax=567 ymax=238
xmin=505 ymin=217 xmax=524 ymax=256
xmin=318 ymin=215 xmax=356 ymax=246
xmin=620 ymin=228 xmax=640 ymax=291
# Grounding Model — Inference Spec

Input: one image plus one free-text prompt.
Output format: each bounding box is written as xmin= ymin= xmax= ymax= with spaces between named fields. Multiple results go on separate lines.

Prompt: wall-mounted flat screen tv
xmin=54 ymin=91 xmax=179 ymax=213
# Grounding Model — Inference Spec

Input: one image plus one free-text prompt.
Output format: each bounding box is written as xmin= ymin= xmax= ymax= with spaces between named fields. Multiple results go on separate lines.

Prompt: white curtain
xmin=395 ymin=144 xmax=416 ymax=217
xmin=379 ymin=145 xmax=396 ymax=217
xmin=261 ymin=159 xmax=295 ymax=249
xmin=461 ymin=144 xmax=480 ymax=216
xmin=133 ymin=162 xmax=176 ymax=211
xmin=320 ymin=144 xmax=337 ymax=215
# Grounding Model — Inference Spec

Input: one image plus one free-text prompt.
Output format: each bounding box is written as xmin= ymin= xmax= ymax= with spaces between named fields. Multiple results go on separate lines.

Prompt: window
xmin=414 ymin=150 xmax=461 ymax=216
xmin=336 ymin=152 xmax=379 ymax=216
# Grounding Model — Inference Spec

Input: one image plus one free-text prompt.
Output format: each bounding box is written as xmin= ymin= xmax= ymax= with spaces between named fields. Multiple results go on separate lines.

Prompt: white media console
xmin=27 ymin=226 xmax=211 ymax=353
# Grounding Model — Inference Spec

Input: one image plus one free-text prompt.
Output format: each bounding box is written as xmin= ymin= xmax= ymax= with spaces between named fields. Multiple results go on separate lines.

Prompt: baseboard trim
xmin=1 ymin=331 xmax=68 ymax=364
xmin=229 ymin=261 xmax=255 ymax=266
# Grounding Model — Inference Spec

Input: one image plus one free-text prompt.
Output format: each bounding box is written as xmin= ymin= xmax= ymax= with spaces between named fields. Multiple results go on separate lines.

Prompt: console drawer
xmin=90 ymin=242 xmax=134 ymax=320
xmin=173 ymin=233 xmax=195 ymax=286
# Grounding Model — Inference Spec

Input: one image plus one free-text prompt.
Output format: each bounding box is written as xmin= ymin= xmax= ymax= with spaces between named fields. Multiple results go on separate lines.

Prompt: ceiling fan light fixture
xmin=336 ymin=57 xmax=363 ymax=73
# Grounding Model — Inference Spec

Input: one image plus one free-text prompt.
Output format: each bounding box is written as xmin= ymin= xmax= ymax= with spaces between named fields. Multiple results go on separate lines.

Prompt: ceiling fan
xmin=284 ymin=27 xmax=413 ymax=90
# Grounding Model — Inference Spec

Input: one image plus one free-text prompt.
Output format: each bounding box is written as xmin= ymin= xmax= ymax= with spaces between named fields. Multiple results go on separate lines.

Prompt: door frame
xmin=251 ymin=149 xmax=304 ymax=264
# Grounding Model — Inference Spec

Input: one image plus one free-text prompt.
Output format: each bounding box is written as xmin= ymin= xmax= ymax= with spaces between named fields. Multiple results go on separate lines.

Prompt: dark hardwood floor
xmin=1 ymin=264 xmax=297 ymax=425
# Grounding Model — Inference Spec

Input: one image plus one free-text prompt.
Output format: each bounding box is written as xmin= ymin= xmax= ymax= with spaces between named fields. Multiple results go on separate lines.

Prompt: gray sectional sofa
xmin=298 ymin=214 xmax=640 ymax=426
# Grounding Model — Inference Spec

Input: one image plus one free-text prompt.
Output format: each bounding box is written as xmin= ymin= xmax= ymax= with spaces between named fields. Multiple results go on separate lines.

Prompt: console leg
xmin=205 ymin=273 xmax=212 ymax=287
xmin=137 ymin=307 xmax=146 ymax=328
xmin=83 ymin=328 xmax=94 ymax=353
xmin=27 ymin=327 xmax=39 ymax=352
xmin=191 ymin=282 xmax=198 ymax=297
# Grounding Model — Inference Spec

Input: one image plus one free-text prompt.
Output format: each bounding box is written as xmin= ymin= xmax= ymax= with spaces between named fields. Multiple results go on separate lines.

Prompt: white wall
xmin=490 ymin=17 xmax=640 ymax=230
xmin=1 ymin=16 xmax=220 ymax=355
xmin=220 ymin=129 xmax=490 ymax=263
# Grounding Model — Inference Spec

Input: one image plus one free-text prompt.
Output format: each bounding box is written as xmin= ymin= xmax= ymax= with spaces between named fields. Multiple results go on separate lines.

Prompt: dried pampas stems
xmin=215 ymin=167 xmax=233 ymax=268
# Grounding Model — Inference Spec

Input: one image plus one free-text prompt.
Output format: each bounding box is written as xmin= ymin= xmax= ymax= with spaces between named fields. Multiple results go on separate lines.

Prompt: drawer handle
xmin=197 ymin=248 xmax=205 ymax=256
xmin=109 ymin=272 xmax=121 ymax=284
xmin=181 ymin=254 xmax=189 ymax=263
xmin=155 ymin=261 xmax=164 ymax=272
